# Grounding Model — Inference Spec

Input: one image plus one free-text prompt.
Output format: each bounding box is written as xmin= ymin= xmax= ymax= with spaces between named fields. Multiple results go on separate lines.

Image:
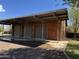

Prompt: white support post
xmin=2 ymin=24 xmax=4 ymax=37
xmin=11 ymin=24 xmax=12 ymax=37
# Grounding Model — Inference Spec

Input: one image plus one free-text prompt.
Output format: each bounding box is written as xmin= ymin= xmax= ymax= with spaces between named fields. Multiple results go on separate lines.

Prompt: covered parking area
xmin=0 ymin=8 xmax=68 ymax=41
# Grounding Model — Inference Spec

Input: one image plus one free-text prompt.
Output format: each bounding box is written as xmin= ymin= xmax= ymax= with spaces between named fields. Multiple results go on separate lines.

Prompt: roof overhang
xmin=0 ymin=8 xmax=68 ymax=25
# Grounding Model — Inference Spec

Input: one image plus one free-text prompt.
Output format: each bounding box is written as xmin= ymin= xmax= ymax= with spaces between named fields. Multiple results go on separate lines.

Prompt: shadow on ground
xmin=0 ymin=48 xmax=68 ymax=59
xmin=0 ymin=40 xmax=48 ymax=47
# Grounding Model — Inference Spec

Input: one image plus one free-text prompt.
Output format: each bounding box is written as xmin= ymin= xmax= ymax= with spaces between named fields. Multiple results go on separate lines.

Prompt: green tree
xmin=0 ymin=25 xmax=3 ymax=32
xmin=63 ymin=0 xmax=79 ymax=39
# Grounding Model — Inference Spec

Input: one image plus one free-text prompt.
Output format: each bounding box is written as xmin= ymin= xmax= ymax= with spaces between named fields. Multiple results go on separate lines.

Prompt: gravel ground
xmin=0 ymin=48 xmax=68 ymax=59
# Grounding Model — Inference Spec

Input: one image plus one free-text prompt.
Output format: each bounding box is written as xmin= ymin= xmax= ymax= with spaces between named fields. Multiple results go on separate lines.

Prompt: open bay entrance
xmin=35 ymin=23 xmax=42 ymax=40
xmin=24 ymin=22 xmax=47 ymax=40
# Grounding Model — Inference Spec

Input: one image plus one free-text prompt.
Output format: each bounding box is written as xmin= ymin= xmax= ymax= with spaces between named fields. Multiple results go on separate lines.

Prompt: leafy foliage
xmin=63 ymin=0 xmax=79 ymax=38
xmin=0 ymin=25 xmax=3 ymax=32
xmin=63 ymin=0 xmax=79 ymax=7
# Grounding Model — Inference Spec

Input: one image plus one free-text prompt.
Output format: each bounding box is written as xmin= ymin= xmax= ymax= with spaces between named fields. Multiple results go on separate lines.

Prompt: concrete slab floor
xmin=38 ymin=40 xmax=68 ymax=51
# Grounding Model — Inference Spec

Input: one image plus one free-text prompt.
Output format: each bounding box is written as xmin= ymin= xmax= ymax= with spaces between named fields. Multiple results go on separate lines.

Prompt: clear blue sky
xmin=0 ymin=0 xmax=68 ymax=20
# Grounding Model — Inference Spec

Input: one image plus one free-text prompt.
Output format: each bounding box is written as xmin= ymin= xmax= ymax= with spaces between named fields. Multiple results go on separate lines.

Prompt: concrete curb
xmin=63 ymin=51 xmax=71 ymax=59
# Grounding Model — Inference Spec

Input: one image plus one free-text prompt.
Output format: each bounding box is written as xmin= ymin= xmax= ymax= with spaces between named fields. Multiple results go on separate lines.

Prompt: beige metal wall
xmin=12 ymin=20 xmax=65 ymax=40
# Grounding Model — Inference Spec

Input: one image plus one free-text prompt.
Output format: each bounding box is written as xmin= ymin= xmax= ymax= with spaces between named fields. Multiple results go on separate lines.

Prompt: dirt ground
xmin=0 ymin=41 xmax=29 ymax=51
xmin=0 ymin=41 xmax=68 ymax=59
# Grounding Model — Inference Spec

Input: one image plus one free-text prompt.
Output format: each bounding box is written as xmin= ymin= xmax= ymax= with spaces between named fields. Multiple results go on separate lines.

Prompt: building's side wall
xmin=57 ymin=20 xmax=65 ymax=40
xmin=60 ymin=20 xmax=65 ymax=40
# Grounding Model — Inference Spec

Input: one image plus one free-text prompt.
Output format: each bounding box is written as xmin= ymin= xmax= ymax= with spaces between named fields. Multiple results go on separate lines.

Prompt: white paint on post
xmin=11 ymin=24 xmax=12 ymax=37
xmin=2 ymin=24 xmax=4 ymax=36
